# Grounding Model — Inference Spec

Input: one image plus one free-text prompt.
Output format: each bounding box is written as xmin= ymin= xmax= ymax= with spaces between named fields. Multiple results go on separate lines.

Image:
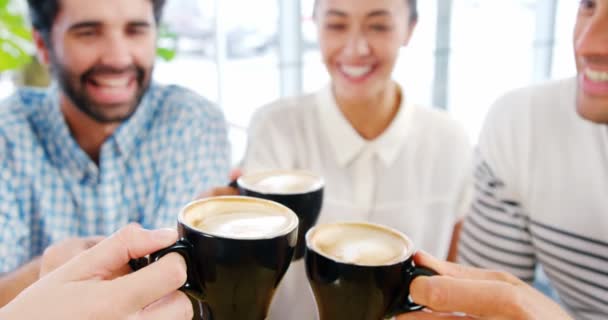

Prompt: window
xmin=154 ymin=0 xmax=280 ymax=163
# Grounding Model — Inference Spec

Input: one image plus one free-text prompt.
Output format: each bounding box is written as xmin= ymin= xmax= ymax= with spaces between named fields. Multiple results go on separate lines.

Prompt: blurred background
xmin=0 ymin=0 xmax=577 ymax=163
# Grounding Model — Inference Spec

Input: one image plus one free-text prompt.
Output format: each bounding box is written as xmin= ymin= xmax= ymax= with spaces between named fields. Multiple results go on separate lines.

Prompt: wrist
xmin=0 ymin=306 xmax=18 ymax=320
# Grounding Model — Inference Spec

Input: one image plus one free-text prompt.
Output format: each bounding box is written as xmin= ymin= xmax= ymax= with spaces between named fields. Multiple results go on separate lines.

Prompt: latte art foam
xmin=192 ymin=212 xmax=291 ymax=238
xmin=182 ymin=197 xmax=299 ymax=240
xmin=239 ymin=170 xmax=324 ymax=195
xmin=308 ymin=223 xmax=410 ymax=266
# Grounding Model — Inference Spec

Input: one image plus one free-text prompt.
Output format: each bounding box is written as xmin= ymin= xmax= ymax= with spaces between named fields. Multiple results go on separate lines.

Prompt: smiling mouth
xmin=585 ymin=68 xmax=608 ymax=82
xmin=89 ymin=76 xmax=133 ymax=88
xmin=340 ymin=64 xmax=374 ymax=79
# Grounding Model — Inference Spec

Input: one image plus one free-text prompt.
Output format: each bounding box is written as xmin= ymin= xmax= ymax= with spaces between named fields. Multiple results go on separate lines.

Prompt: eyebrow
xmin=324 ymin=9 xmax=392 ymax=18
xmin=68 ymin=20 xmax=151 ymax=32
xmin=325 ymin=9 xmax=347 ymax=17
xmin=127 ymin=21 xmax=152 ymax=28
xmin=68 ymin=21 xmax=101 ymax=31
xmin=366 ymin=10 xmax=391 ymax=18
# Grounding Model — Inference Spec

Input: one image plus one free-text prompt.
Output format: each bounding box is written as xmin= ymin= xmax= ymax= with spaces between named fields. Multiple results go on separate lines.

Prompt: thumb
xmin=229 ymin=168 xmax=242 ymax=181
xmin=410 ymin=275 xmax=518 ymax=318
xmin=57 ymin=224 xmax=178 ymax=280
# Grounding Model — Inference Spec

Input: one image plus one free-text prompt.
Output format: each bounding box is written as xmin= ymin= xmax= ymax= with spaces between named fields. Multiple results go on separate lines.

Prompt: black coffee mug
xmin=305 ymin=222 xmax=436 ymax=320
xmin=237 ymin=170 xmax=324 ymax=260
xmin=134 ymin=196 xmax=299 ymax=320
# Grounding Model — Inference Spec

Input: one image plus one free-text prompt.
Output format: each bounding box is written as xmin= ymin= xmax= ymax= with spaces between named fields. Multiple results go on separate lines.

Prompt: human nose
xmin=575 ymin=10 xmax=608 ymax=58
xmin=99 ymin=33 xmax=133 ymax=68
xmin=343 ymin=31 xmax=370 ymax=57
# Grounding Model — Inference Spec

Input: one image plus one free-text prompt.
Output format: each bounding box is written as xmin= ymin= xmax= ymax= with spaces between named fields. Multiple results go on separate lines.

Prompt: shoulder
xmin=0 ymin=88 xmax=46 ymax=127
xmin=149 ymin=83 xmax=225 ymax=125
xmin=483 ymin=78 xmax=575 ymax=131
xmin=0 ymin=88 xmax=47 ymax=147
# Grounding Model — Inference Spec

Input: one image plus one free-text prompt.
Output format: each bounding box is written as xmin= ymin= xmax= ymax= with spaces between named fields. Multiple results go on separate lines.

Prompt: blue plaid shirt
xmin=0 ymin=83 xmax=230 ymax=272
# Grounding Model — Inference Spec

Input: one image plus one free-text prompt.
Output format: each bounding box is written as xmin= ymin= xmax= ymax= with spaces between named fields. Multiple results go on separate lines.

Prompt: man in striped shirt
xmin=458 ymin=1 xmax=608 ymax=319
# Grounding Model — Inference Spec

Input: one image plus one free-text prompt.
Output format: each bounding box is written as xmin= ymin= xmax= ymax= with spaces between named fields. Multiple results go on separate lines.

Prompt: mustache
xmin=81 ymin=64 xmax=145 ymax=82
xmin=582 ymin=55 xmax=608 ymax=66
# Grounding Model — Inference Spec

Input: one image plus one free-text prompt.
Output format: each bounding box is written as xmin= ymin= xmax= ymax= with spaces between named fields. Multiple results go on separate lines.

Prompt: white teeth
xmin=340 ymin=65 xmax=372 ymax=78
xmin=95 ymin=77 xmax=130 ymax=88
xmin=585 ymin=69 xmax=608 ymax=82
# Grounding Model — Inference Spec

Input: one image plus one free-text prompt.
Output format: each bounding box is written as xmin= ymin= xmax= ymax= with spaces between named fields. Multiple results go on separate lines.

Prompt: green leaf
xmin=0 ymin=51 xmax=30 ymax=72
xmin=156 ymin=47 xmax=176 ymax=61
xmin=0 ymin=38 xmax=30 ymax=71
xmin=8 ymin=24 xmax=32 ymax=41
xmin=0 ymin=10 xmax=25 ymax=27
xmin=0 ymin=0 xmax=9 ymax=11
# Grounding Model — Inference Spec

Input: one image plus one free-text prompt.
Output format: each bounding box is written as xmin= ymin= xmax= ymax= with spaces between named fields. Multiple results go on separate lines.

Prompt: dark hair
xmin=27 ymin=0 xmax=166 ymax=44
xmin=314 ymin=0 xmax=418 ymax=23
xmin=408 ymin=0 xmax=418 ymax=22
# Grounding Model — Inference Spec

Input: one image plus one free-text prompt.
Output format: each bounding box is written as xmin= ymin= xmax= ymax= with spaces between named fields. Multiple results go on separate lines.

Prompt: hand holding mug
xmin=0 ymin=224 xmax=192 ymax=320
xmin=134 ymin=196 xmax=299 ymax=320
xmin=396 ymin=251 xmax=573 ymax=320
xmin=305 ymin=221 xmax=435 ymax=320
xmin=39 ymin=235 xmax=105 ymax=277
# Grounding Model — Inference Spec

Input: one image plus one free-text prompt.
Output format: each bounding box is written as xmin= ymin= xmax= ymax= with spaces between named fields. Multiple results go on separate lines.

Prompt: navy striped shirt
xmin=459 ymin=78 xmax=608 ymax=320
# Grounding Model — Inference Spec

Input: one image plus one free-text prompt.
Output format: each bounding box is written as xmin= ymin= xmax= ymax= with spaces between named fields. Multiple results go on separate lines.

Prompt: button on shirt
xmin=242 ymin=85 xmax=473 ymax=320
xmin=0 ymin=83 xmax=230 ymax=273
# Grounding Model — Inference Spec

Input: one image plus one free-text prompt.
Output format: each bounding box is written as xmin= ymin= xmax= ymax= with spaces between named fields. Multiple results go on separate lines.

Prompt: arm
xmin=0 ymin=259 xmax=40 ymax=307
xmin=0 ymin=139 xmax=35 ymax=307
xmin=0 ymin=236 xmax=106 ymax=307
xmin=396 ymin=252 xmax=572 ymax=320
xmin=0 ymin=224 xmax=192 ymax=320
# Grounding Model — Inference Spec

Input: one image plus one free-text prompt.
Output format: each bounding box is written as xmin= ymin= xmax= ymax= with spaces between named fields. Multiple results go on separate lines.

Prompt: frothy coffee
xmin=307 ymin=222 xmax=411 ymax=266
xmin=238 ymin=170 xmax=324 ymax=195
xmin=182 ymin=197 xmax=299 ymax=240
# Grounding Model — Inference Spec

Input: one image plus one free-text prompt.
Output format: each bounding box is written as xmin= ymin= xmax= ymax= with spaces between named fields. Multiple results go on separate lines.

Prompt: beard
xmin=50 ymin=53 xmax=152 ymax=124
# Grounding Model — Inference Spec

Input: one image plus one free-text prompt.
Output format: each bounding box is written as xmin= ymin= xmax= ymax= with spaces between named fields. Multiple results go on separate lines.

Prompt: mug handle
xmin=387 ymin=266 xmax=437 ymax=317
xmin=129 ymin=239 xmax=201 ymax=295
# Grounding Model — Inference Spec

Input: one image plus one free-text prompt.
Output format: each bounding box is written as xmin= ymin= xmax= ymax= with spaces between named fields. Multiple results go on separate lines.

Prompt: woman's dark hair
xmin=26 ymin=0 xmax=166 ymax=45
xmin=314 ymin=0 xmax=418 ymax=23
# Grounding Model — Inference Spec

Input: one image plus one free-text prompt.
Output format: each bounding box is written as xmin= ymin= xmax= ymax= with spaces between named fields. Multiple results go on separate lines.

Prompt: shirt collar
xmin=112 ymin=83 xmax=158 ymax=157
xmin=34 ymin=83 xmax=159 ymax=180
xmin=316 ymin=84 xmax=416 ymax=168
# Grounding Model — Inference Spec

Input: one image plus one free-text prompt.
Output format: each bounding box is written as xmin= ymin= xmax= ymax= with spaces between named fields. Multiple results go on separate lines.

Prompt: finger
xmin=397 ymin=309 xmax=476 ymax=320
xmin=410 ymin=275 xmax=522 ymax=318
xmin=198 ymin=186 xmax=240 ymax=198
xmin=229 ymin=168 xmax=242 ymax=181
xmin=413 ymin=251 xmax=521 ymax=284
xmin=82 ymin=235 xmax=106 ymax=247
xmin=112 ymin=252 xmax=187 ymax=313
xmin=40 ymin=236 xmax=106 ymax=277
xmin=134 ymin=291 xmax=193 ymax=320
xmin=59 ymin=224 xmax=178 ymax=279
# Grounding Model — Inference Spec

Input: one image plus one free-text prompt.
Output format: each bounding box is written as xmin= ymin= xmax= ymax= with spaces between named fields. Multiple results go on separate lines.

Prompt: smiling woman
xmin=225 ymin=0 xmax=474 ymax=319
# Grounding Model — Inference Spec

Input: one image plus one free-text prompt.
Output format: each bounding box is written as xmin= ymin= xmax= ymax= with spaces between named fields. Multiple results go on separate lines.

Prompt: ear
xmin=33 ymin=30 xmax=51 ymax=65
xmin=402 ymin=20 xmax=417 ymax=47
